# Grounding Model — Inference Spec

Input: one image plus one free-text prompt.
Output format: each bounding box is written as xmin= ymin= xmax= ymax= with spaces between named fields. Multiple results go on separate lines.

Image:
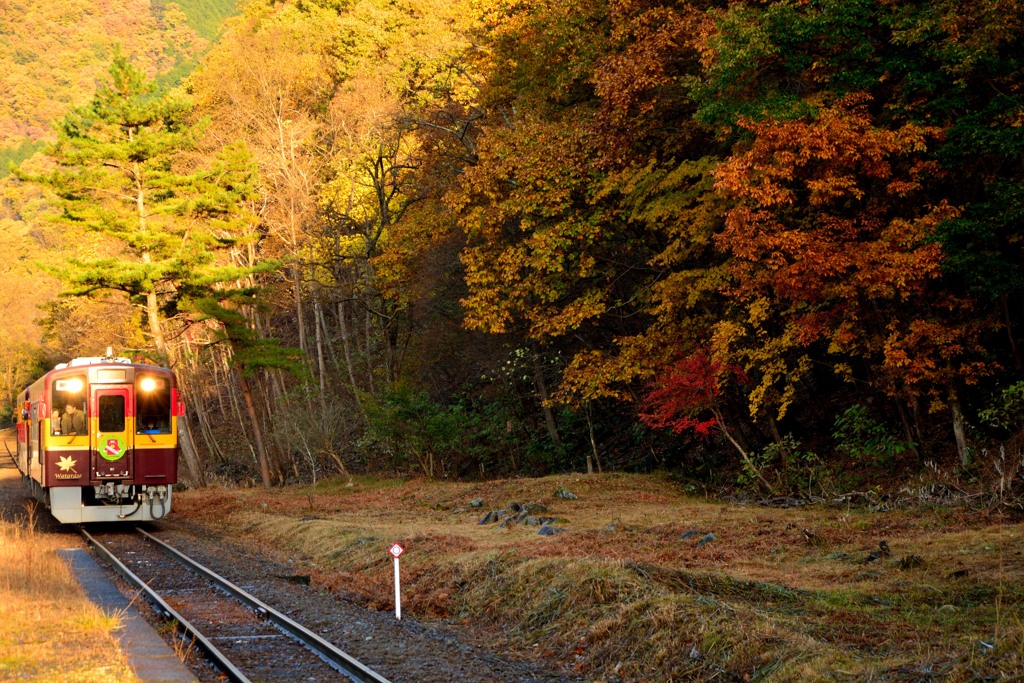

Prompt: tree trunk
xmin=364 ymin=301 xmax=376 ymax=395
xmin=314 ymin=297 xmax=326 ymax=394
xmin=318 ymin=302 xmax=341 ymax=374
xmin=257 ymin=374 xmax=287 ymax=483
xmin=1004 ymin=295 xmax=1021 ymax=369
xmin=767 ymin=416 xmax=791 ymax=461
xmin=182 ymin=345 xmax=223 ymax=466
xmin=949 ymin=388 xmax=970 ymax=467
xmin=238 ymin=368 xmax=273 ymax=488
xmin=586 ymin=402 xmax=603 ymax=474
xmin=178 ymin=417 xmax=205 ymax=486
xmin=190 ymin=382 xmax=224 ymax=463
xmin=211 ymin=349 xmax=226 ymax=416
xmin=531 ymin=354 xmax=562 ymax=448
xmin=294 ymin=264 xmax=306 ymax=355
xmin=145 ymin=289 xmax=166 ymax=356
xmin=337 ymin=301 xmax=367 ymax=422
xmin=895 ymin=397 xmax=922 ymax=461
xmin=135 ymin=170 xmax=167 ymax=359
xmin=228 ymin=368 xmax=248 ymax=437
xmin=712 ymin=407 xmax=776 ymax=495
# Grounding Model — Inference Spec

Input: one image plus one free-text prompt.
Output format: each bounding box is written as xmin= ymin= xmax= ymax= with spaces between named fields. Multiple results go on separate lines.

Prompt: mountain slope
xmin=0 ymin=0 xmax=238 ymax=151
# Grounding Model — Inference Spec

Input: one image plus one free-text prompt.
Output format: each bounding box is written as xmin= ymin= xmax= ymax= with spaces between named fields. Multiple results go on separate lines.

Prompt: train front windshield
xmin=51 ymin=375 xmax=87 ymax=436
xmin=136 ymin=375 xmax=172 ymax=434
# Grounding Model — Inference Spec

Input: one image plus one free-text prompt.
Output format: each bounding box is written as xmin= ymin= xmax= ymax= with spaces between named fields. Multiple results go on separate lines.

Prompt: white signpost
xmin=388 ymin=542 xmax=405 ymax=620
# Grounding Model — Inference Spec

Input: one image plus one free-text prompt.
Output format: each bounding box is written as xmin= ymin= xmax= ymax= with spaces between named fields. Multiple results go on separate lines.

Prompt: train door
xmin=90 ymin=387 xmax=133 ymax=480
xmin=36 ymin=411 xmax=44 ymax=483
xmin=18 ymin=401 xmax=31 ymax=476
xmin=31 ymin=402 xmax=42 ymax=483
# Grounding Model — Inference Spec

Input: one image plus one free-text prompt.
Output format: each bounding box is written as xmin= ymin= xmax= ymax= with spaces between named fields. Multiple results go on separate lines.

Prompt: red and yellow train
xmin=15 ymin=355 xmax=183 ymax=523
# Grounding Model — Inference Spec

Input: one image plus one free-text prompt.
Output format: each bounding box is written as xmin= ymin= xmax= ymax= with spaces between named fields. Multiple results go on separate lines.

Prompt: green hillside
xmin=155 ymin=0 xmax=239 ymax=41
xmin=0 ymin=139 xmax=43 ymax=177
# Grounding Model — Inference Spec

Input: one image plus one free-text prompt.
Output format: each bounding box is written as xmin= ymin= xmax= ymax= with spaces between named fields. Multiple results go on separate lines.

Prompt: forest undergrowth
xmin=173 ymin=471 xmax=1024 ymax=681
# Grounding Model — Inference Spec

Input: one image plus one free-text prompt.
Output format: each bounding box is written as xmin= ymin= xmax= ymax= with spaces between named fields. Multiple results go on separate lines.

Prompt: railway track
xmin=82 ymin=526 xmax=391 ymax=683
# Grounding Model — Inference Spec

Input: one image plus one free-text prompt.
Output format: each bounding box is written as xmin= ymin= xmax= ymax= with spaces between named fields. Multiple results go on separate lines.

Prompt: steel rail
xmin=135 ymin=527 xmax=391 ymax=683
xmin=79 ymin=527 xmax=253 ymax=683
xmin=4 ymin=433 xmax=17 ymax=466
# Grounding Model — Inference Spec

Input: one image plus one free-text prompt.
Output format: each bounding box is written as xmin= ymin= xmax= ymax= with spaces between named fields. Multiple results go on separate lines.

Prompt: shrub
xmin=832 ymin=404 xmax=913 ymax=466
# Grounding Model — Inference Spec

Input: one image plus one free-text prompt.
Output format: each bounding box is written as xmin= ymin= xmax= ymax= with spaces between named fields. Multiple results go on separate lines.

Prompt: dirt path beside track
xmin=1 ymin=428 xmax=35 ymax=522
xmin=0 ymin=427 xmax=77 ymax=536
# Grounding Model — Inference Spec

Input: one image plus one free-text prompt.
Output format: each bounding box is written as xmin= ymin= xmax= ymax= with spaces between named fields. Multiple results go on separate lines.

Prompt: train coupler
xmin=95 ymin=482 xmax=134 ymax=503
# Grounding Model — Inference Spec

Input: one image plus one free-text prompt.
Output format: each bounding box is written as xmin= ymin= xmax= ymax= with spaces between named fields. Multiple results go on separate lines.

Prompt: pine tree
xmin=23 ymin=51 xmax=224 ymax=356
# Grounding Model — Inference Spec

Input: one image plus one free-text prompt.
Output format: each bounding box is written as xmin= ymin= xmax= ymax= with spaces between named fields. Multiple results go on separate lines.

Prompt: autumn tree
xmin=556 ymin=0 xmax=730 ymax=407
xmin=712 ymin=97 xmax=957 ymax=419
xmin=187 ymin=5 xmax=337 ymax=362
xmin=317 ymin=0 xmax=486 ymax=396
xmin=693 ymin=0 xmax=1023 ymax=463
xmin=640 ymin=352 xmax=775 ymax=492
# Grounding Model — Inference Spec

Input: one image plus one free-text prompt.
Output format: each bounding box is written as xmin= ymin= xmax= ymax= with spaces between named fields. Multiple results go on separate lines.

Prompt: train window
xmin=98 ymin=395 xmax=125 ymax=433
xmin=136 ymin=376 xmax=172 ymax=434
xmin=51 ymin=375 xmax=87 ymax=436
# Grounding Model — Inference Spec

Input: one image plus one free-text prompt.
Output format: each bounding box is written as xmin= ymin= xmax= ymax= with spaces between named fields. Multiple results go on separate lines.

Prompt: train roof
xmin=23 ymin=357 xmax=175 ymax=401
xmin=55 ymin=356 xmax=134 ymax=369
xmin=43 ymin=358 xmax=175 ymax=379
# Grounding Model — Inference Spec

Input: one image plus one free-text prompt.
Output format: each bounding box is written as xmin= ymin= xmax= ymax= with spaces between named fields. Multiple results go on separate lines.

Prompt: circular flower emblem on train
xmin=102 ymin=437 xmax=127 ymax=461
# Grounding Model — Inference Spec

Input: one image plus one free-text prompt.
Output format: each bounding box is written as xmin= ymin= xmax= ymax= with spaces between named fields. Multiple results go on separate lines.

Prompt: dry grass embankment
xmin=176 ymin=473 xmax=1024 ymax=681
xmin=0 ymin=504 xmax=138 ymax=683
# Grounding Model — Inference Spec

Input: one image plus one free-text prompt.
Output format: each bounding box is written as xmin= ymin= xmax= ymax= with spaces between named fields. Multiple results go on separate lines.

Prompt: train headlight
xmin=139 ymin=377 xmax=158 ymax=392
